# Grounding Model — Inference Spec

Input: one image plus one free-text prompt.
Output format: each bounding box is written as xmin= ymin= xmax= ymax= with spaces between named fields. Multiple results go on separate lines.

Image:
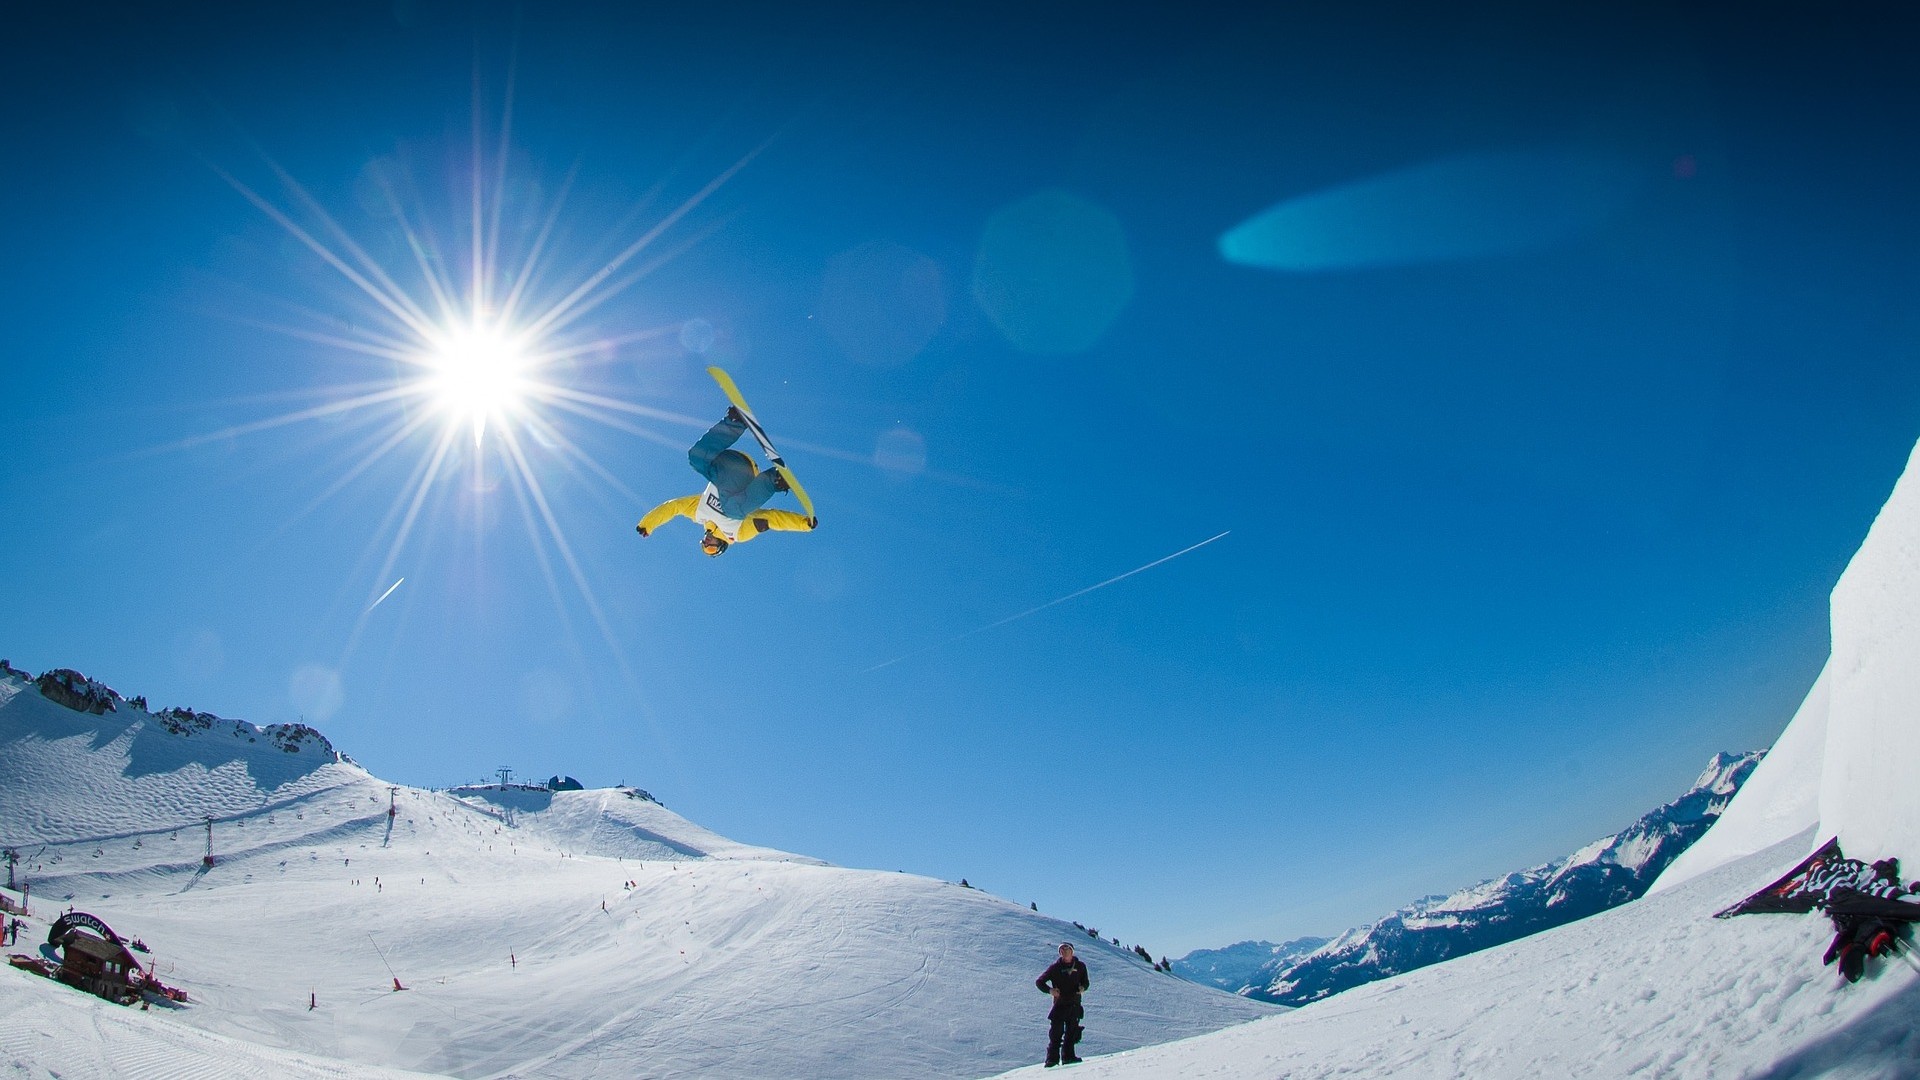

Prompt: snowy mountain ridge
xmin=1238 ymin=749 xmax=1761 ymax=1007
xmin=1169 ymin=936 xmax=1329 ymax=993
xmin=0 ymin=663 xmax=361 ymax=850
xmin=0 ymin=662 xmax=1269 ymax=1079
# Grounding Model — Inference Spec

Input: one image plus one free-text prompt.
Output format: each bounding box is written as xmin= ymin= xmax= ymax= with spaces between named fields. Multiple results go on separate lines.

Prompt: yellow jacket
xmin=636 ymin=496 xmax=815 ymax=544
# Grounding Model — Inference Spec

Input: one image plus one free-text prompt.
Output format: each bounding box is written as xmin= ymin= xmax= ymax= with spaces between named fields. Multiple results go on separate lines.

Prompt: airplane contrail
xmin=862 ymin=531 xmax=1230 ymax=674
xmin=367 ymin=577 xmax=405 ymax=612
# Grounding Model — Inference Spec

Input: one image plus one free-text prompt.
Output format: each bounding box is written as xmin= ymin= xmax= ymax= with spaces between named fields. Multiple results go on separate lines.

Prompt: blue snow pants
xmin=689 ymin=415 xmax=783 ymax=519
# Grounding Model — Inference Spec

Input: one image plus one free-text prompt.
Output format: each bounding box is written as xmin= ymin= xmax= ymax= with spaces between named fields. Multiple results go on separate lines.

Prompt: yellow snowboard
xmin=706 ymin=366 xmax=817 ymax=524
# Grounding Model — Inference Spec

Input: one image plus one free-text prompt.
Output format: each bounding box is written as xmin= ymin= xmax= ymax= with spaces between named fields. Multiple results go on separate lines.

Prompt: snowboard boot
xmin=769 ymin=468 xmax=790 ymax=492
xmin=1824 ymin=923 xmax=1853 ymax=966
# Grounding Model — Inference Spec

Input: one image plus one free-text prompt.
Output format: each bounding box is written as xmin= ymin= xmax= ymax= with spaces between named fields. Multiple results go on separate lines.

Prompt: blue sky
xmin=4 ymin=1 xmax=1919 ymax=954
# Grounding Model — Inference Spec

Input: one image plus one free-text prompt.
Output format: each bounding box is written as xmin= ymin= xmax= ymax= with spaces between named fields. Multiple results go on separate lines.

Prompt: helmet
xmin=701 ymin=533 xmax=730 ymax=557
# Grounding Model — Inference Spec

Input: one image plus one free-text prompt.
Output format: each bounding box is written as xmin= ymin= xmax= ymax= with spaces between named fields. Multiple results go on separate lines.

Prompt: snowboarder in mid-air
xmin=636 ymin=407 xmax=816 ymax=557
xmin=637 ymin=367 xmax=817 ymax=557
xmin=1036 ymin=942 xmax=1090 ymax=1067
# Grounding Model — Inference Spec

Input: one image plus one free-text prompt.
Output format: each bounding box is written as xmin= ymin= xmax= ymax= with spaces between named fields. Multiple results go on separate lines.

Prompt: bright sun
xmin=422 ymin=322 xmax=532 ymax=443
xmin=200 ymin=89 xmax=758 ymax=673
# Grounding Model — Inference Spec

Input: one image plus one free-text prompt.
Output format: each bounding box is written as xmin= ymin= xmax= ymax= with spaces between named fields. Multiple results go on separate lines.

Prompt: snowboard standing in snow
xmin=634 ymin=367 xmax=817 ymax=557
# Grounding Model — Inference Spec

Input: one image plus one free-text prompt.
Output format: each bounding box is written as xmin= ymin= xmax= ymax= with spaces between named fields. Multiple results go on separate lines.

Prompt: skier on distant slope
xmin=1036 ymin=942 xmax=1090 ymax=1067
xmin=635 ymin=407 xmax=816 ymax=557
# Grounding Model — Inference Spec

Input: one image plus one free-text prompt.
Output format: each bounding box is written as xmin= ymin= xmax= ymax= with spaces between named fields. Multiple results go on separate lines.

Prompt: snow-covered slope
xmin=0 ymin=969 xmax=438 ymax=1080
xmin=0 ymin=666 xmax=348 ymax=846
xmin=446 ymin=783 xmax=820 ymax=864
xmin=0 ymin=671 xmax=1268 ymax=1079
xmin=987 ymin=435 xmax=1920 ymax=1077
xmin=1242 ymin=751 xmax=1759 ymax=1007
xmin=992 ymin=831 xmax=1920 ymax=1079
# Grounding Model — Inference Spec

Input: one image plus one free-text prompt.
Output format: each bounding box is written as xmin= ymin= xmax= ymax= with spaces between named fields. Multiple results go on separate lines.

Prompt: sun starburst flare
xmin=420 ymin=319 xmax=535 ymax=446
xmin=173 ymin=73 xmax=771 ymax=705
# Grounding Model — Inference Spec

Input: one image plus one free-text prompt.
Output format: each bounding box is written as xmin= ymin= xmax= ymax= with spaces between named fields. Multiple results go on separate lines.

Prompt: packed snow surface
xmin=0 ymin=965 xmax=436 ymax=1080
xmin=0 ymin=676 xmax=1265 ymax=1079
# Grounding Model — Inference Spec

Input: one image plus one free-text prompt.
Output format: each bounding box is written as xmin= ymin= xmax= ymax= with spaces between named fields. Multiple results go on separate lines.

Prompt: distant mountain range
xmin=1178 ymin=751 xmax=1762 ymax=1007
xmin=1171 ymin=936 xmax=1328 ymax=992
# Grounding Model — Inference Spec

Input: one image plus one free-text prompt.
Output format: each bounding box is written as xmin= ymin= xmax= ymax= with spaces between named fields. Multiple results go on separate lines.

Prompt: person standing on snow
xmin=636 ymin=407 xmax=815 ymax=557
xmin=1036 ymin=942 xmax=1090 ymax=1067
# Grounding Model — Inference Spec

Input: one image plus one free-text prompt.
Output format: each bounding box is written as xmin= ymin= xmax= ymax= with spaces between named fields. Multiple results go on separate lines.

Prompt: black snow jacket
xmin=1037 ymin=958 xmax=1090 ymax=1000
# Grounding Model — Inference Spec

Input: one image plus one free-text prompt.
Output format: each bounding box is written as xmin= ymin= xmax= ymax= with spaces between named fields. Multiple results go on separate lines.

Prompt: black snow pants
xmin=1047 ymin=998 xmax=1084 ymax=1064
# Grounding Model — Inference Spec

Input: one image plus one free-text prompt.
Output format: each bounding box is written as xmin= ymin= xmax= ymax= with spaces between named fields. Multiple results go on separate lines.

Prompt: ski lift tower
xmin=3 ymin=847 xmax=16 ymax=891
xmin=496 ymin=766 xmax=513 ymax=790
xmin=388 ymin=787 xmax=399 ymax=820
xmin=202 ymin=816 xmax=215 ymax=868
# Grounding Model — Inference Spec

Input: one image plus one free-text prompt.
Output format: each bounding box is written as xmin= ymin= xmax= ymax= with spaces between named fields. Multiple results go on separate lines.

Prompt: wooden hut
xmin=56 ymin=931 xmax=143 ymax=1003
xmin=44 ymin=913 xmax=147 ymax=1004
